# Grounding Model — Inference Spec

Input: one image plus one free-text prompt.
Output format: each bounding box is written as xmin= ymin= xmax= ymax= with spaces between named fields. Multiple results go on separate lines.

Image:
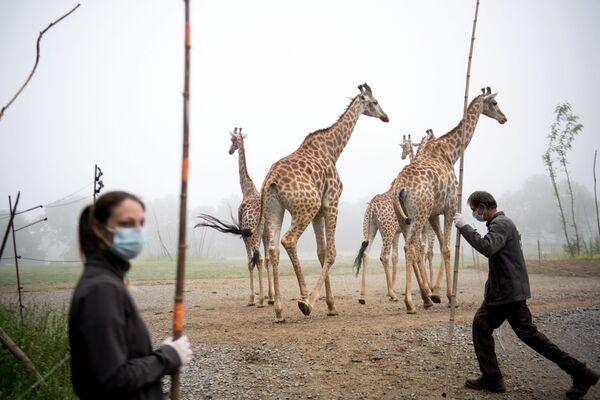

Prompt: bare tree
xmin=542 ymin=149 xmax=574 ymax=255
xmin=0 ymin=4 xmax=80 ymax=121
xmin=551 ymin=102 xmax=583 ymax=255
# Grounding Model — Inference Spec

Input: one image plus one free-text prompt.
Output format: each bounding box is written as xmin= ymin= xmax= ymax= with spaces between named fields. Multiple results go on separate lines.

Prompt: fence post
xmin=537 ymin=239 xmax=542 ymax=267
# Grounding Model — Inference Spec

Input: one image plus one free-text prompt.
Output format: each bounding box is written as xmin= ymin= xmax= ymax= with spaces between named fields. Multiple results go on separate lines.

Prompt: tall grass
xmin=0 ymin=300 xmax=74 ymax=399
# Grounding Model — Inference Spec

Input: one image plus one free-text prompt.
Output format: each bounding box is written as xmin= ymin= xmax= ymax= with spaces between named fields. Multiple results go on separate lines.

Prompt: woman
xmin=69 ymin=191 xmax=192 ymax=399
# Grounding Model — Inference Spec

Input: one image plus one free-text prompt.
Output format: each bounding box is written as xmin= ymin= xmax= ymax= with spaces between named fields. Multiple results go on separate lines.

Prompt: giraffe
xmin=391 ymin=87 xmax=507 ymax=313
xmin=195 ymin=127 xmax=274 ymax=307
xmin=254 ymin=83 xmax=389 ymax=321
xmin=353 ymin=130 xmax=436 ymax=305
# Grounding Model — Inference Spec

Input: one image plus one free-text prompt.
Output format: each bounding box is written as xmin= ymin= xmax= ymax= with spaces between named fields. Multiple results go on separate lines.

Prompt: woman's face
xmin=95 ymin=198 xmax=145 ymax=244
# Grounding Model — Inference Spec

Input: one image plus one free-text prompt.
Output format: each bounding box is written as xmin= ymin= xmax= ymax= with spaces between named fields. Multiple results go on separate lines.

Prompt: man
xmin=453 ymin=190 xmax=599 ymax=399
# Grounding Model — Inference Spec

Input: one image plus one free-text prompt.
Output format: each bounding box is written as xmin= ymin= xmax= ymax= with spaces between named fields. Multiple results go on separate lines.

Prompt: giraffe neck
xmin=237 ymin=142 xmax=258 ymax=198
xmin=301 ymin=96 xmax=362 ymax=162
xmin=408 ymin=146 xmax=415 ymax=162
xmin=425 ymin=95 xmax=484 ymax=164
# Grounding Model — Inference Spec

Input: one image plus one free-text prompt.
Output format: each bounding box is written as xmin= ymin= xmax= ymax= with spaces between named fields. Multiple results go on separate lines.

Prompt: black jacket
xmin=68 ymin=250 xmax=180 ymax=399
xmin=459 ymin=211 xmax=531 ymax=306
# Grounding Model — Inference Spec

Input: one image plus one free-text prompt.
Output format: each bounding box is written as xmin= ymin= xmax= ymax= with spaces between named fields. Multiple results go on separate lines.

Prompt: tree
xmin=543 ymin=101 xmax=583 ymax=256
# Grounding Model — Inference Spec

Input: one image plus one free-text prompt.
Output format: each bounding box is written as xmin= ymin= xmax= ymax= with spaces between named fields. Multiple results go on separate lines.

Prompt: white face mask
xmin=106 ymin=226 xmax=145 ymax=260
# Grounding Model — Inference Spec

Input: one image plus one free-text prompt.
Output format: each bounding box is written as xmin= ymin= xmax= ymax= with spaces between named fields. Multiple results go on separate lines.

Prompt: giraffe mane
xmin=300 ymin=95 xmax=360 ymax=145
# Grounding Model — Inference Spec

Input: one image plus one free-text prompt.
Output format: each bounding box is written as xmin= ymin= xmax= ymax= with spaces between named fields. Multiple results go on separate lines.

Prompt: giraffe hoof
xmin=247 ymin=302 xmax=255 ymax=307
xmin=275 ymin=317 xmax=286 ymax=323
xmin=358 ymin=299 xmax=366 ymax=305
xmin=448 ymin=303 xmax=459 ymax=309
xmin=389 ymin=297 xmax=400 ymax=302
xmin=406 ymin=308 xmax=417 ymax=315
xmin=257 ymin=303 xmax=265 ymax=308
xmin=424 ymin=302 xmax=433 ymax=309
xmin=327 ymin=307 xmax=339 ymax=316
xmin=430 ymin=294 xmax=442 ymax=304
xmin=268 ymin=300 xmax=275 ymax=305
xmin=298 ymin=300 xmax=312 ymax=316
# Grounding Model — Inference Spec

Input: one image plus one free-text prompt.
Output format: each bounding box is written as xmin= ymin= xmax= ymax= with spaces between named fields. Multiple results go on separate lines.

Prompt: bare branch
xmin=0 ymin=3 xmax=81 ymax=121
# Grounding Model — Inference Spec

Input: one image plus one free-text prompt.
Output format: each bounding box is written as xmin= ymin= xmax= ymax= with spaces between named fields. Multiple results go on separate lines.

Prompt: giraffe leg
xmin=244 ymin=242 xmax=255 ymax=306
xmin=262 ymin=230 xmax=274 ymax=305
xmin=380 ymin=234 xmax=398 ymax=302
xmin=391 ymin=231 xmax=401 ymax=298
xmin=404 ymin=241 xmax=416 ymax=314
xmin=310 ymin=213 xmax=339 ymax=315
xmin=266 ymin=202 xmax=285 ymax=321
xmin=428 ymin=215 xmax=444 ymax=304
xmin=303 ymin=204 xmax=339 ymax=316
xmin=281 ymin=209 xmax=316 ymax=311
xmin=359 ymin=209 xmax=377 ymax=305
xmin=442 ymin=210 xmax=456 ymax=306
xmin=255 ymin=247 xmax=266 ymax=308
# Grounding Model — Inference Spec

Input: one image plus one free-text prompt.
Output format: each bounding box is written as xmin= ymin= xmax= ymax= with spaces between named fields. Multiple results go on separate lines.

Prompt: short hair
xmin=467 ymin=191 xmax=497 ymax=209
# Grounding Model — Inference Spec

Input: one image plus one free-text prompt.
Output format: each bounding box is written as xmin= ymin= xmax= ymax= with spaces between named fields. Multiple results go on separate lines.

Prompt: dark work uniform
xmin=459 ymin=211 xmax=585 ymax=383
xmin=69 ymin=250 xmax=180 ymax=399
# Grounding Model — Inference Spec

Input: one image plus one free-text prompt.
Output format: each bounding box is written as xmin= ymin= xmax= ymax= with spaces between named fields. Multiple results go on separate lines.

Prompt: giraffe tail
xmin=194 ymin=213 xmax=252 ymax=237
xmin=250 ymin=248 xmax=260 ymax=270
xmin=353 ymin=240 xmax=369 ymax=277
xmin=393 ymin=188 xmax=412 ymax=225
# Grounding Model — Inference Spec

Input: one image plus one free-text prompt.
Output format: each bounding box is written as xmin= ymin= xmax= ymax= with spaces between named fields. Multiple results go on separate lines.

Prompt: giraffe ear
xmin=242 ymin=133 xmax=247 ymax=139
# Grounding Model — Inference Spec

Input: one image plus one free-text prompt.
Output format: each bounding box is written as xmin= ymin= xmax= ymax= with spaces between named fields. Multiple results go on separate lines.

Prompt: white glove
xmin=453 ymin=212 xmax=469 ymax=229
xmin=162 ymin=335 xmax=193 ymax=366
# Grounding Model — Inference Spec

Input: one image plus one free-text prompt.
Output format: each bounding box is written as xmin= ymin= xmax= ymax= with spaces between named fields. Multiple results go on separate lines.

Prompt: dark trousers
xmin=472 ymin=300 xmax=585 ymax=382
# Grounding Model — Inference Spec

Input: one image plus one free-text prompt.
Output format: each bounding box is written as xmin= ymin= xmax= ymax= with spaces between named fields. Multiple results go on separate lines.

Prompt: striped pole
xmin=171 ymin=0 xmax=191 ymax=398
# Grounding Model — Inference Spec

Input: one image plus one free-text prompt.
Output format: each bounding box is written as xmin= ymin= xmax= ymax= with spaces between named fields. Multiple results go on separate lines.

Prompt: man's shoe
xmin=566 ymin=366 xmax=600 ymax=399
xmin=465 ymin=375 xmax=507 ymax=393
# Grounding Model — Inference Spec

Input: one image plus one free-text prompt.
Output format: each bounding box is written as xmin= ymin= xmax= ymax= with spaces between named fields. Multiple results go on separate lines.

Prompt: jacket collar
xmin=85 ymin=250 xmax=131 ymax=279
xmin=486 ymin=211 xmax=505 ymax=228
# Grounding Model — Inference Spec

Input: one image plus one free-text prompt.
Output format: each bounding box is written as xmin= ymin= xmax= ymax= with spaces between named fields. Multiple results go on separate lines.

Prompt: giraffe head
xmin=228 ymin=127 xmax=247 ymax=155
xmin=357 ymin=83 xmax=389 ymax=122
xmin=480 ymin=86 xmax=507 ymax=124
xmin=400 ymin=134 xmax=414 ymax=160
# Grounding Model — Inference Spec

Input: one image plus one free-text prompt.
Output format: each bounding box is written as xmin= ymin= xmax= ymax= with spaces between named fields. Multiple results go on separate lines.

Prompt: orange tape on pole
xmin=185 ymin=22 xmax=191 ymax=48
xmin=173 ymin=302 xmax=184 ymax=333
xmin=182 ymin=158 xmax=189 ymax=183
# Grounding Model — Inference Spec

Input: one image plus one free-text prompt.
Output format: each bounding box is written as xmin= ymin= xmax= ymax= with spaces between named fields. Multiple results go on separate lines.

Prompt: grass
xmin=0 ymin=255 xmax=359 ymax=289
xmin=0 ymin=300 xmax=74 ymax=400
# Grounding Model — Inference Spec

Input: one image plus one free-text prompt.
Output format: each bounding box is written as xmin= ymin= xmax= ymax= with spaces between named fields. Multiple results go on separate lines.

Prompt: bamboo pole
xmin=442 ymin=1 xmax=480 ymax=397
xmin=170 ymin=1 xmax=190 ymax=398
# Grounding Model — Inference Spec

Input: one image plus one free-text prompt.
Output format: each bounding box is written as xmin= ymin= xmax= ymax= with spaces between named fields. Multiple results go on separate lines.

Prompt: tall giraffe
xmin=254 ymin=83 xmax=389 ymax=321
xmin=353 ymin=130 xmax=435 ymax=305
xmin=392 ymin=87 xmax=507 ymax=313
xmin=196 ymin=128 xmax=274 ymax=307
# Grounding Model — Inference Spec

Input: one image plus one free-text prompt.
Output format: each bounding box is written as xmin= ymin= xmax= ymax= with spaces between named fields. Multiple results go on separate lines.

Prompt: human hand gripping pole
xmin=453 ymin=212 xmax=469 ymax=229
xmin=162 ymin=335 xmax=193 ymax=366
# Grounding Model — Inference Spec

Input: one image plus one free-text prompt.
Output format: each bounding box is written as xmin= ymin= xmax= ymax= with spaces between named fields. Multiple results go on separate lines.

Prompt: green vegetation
xmin=0 ymin=256 xmax=359 ymax=289
xmin=0 ymin=300 xmax=73 ymax=400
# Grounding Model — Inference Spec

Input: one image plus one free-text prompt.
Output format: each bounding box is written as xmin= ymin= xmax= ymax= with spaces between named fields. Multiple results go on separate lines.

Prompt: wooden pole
xmin=9 ymin=195 xmax=25 ymax=320
xmin=538 ymin=239 xmax=542 ymax=267
xmin=0 ymin=192 xmax=20 ymax=260
xmin=0 ymin=326 xmax=43 ymax=380
xmin=170 ymin=1 xmax=190 ymax=398
xmin=442 ymin=1 xmax=480 ymax=397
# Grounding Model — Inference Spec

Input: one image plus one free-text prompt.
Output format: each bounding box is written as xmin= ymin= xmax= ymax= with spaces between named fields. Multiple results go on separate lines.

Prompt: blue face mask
xmin=472 ymin=210 xmax=485 ymax=222
xmin=108 ymin=227 xmax=145 ymax=260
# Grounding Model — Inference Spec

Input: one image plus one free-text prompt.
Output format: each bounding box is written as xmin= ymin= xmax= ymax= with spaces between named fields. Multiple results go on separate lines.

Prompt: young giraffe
xmin=392 ymin=87 xmax=507 ymax=313
xmin=254 ymin=83 xmax=389 ymax=321
xmin=196 ymin=128 xmax=274 ymax=307
xmin=353 ymin=130 xmax=435 ymax=305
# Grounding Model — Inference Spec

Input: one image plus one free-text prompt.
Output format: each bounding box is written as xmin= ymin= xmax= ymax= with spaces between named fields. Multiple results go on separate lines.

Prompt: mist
xmin=1 ymin=1 xmax=600 ymax=264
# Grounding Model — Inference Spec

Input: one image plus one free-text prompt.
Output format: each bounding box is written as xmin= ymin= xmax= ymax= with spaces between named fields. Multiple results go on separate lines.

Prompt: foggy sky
xmin=1 ymin=0 xmax=600 ymax=215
